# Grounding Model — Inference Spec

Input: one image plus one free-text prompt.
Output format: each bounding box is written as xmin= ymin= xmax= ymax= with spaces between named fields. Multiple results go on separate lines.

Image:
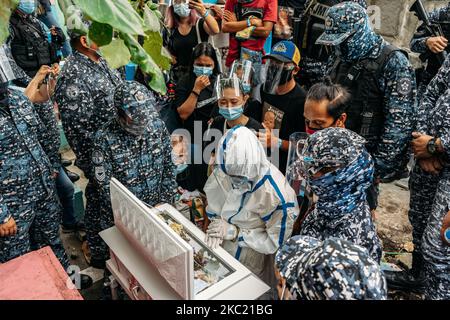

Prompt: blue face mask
xmin=18 ymin=0 xmax=36 ymax=15
xmin=242 ymin=84 xmax=251 ymax=94
xmin=193 ymin=65 xmax=213 ymax=77
xmin=219 ymin=106 xmax=244 ymax=121
xmin=309 ymin=151 xmax=373 ymax=216
xmin=173 ymin=3 xmax=191 ymax=17
xmin=176 ymin=163 xmax=189 ymax=175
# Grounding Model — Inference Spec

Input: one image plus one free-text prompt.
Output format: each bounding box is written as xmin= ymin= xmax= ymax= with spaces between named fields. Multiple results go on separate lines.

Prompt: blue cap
xmin=315 ymin=2 xmax=367 ymax=46
xmin=264 ymin=40 xmax=301 ymax=65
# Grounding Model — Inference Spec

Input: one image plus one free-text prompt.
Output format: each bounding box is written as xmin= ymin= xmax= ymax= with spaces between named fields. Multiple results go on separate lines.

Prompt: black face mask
xmin=279 ymin=69 xmax=293 ymax=85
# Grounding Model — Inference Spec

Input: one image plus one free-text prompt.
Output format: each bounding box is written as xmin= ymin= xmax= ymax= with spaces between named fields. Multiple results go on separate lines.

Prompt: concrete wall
xmin=368 ymin=0 xmax=448 ymax=65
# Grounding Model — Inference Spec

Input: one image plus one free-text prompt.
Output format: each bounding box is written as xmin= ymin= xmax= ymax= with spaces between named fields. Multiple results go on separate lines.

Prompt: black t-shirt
xmin=245 ymin=84 xmax=306 ymax=174
xmin=209 ymin=115 xmax=263 ymax=133
xmin=165 ymin=19 xmax=209 ymax=68
xmin=174 ymin=74 xmax=219 ymax=136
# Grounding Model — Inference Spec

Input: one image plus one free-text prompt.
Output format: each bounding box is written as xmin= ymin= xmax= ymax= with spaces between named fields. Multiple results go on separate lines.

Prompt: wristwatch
xmin=444 ymin=227 xmax=450 ymax=245
xmin=427 ymin=137 xmax=438 ymax=155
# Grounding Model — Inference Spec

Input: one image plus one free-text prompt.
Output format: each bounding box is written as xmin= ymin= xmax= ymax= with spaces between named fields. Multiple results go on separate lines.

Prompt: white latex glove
xmin=205 ymin=219 xmax=238 ymax=249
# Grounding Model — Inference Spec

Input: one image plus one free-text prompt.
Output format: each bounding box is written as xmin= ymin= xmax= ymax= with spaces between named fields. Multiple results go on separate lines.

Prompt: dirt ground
xmin=61 ymin=150 xmax=422 ymax=300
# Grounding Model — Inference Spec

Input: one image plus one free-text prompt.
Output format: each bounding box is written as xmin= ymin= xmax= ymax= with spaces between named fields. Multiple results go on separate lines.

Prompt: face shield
xmin=288 ymin=139 xmax=346 ymax=181
xmin=216 ymin=75 xmax=246 ymax=121
xmin=262 ymin=58 xmax=295 ymax=95
xmin=230 ymin=60 xmax=253 ymax=94
xmin=0 ymin=46 xmax=17 ymax=85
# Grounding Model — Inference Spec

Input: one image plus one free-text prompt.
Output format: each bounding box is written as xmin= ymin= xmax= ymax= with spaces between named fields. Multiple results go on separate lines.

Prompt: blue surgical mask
xmin=176 ymin=163 xmax=189 ymax=175
xmin=219 ymin=106 xmax=244 ymax=121
xmin=18 ymin=0 xmax=36 ymax=15
xmin=242 ymin=83 xmax=251 ymax=94
xmin=173 ymin=3 xmax=191 ymax=18
xmin=193 ymin=65 xmax=213 ymax=77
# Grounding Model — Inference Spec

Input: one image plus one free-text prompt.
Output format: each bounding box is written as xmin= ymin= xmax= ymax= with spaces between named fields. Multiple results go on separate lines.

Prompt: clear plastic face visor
xmin=286 ymin=141 xmax=346 ymax=180
xmin=0 ymin=46 xmax=16 ymax=84
xmin=230 ymin=60 xmax=253 ymax=93
xmin=262 ymin=58 xmax=294 ymax=95
xmin=216 ymin=75 xmax=245 ymax=108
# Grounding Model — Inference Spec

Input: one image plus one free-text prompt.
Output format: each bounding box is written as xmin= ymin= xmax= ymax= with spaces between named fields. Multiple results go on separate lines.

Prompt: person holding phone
xmin=221 ymin=0 xmax=278 ymax=85
xmin=163 ymin=0 xmax=220 ymax=84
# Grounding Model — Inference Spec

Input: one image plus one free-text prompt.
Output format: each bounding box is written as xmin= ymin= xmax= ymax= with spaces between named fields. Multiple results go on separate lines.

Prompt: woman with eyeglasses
xmin=289 ymin=127 xmax=382 ymax=263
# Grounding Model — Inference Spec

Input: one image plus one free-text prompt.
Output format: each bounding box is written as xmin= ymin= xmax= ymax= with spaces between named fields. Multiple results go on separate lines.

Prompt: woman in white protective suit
xmin=204 ymin=125 xmax=299 ymax=294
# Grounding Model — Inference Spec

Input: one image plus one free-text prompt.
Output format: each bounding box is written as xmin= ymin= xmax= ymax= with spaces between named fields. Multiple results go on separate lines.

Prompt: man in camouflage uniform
xmin=400 ymin=56 xmax=450 ymax=299
xmin=317 ymin=2 xmax=416 ymax=207
xmin=275 ymin=235 xmax=387 ymax=300
xmin=0 ymin=59 xmax=68 ymax=268
xmin=410 ymin=2 xmax=450 ymax=102
xmin=284 ymin=0 xmax=367 ymax=89
xmin=290 ymin=128 xmax=382 ymax=263
xmin=90 ymin=81 xmax=178 ymax=261
xmin=54 ymin=27 xmax=122 ymax=267
xmin=385 ymin=2 xmax=450 ymax=293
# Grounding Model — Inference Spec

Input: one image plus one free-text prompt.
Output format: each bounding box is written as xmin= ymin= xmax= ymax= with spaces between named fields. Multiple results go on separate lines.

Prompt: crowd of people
xmin=0 ymin=0 xmax=449 ymax=300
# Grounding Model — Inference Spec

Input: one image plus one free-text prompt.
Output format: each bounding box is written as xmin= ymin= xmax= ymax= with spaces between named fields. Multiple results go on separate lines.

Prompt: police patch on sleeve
xmin=92 ymin=150 xmax=105 ymax=166
xmin=397 ymin=78 xmax=412 ymax=96
xmin=95 ymin=166 xmax=106 ymax=182
xmin=65 ymin=85 xmax=80 ymax=100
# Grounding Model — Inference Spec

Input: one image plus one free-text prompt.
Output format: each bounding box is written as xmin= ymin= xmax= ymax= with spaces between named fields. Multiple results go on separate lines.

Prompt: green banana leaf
xmin=100 ymin=38 xmax=131 ymax=69
xmin=0 ymin=0 xmax=18 ymax=45
xmin=121 ymin=32 xmax=166 ymax=95
xmin=143 ymin=31 xmax=171 ymax=72
xmin=73 ymin=0 xmax=145 ymax=36
xmin=88 ymin=21 xmax=113 ymax=47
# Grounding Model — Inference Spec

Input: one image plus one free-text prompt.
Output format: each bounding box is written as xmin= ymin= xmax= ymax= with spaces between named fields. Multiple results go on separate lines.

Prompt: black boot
xmin=61 ymin=159 xmax=72 ymax=167
xmin=384 ymin=251 xmax=425 ymax=293
xmin=66 ymin=170 xmax=80 ymax=183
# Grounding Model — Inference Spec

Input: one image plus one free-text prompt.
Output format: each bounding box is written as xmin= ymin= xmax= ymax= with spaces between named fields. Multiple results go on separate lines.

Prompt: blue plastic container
xmin=125 ymin=62 xmax=138 ymax=81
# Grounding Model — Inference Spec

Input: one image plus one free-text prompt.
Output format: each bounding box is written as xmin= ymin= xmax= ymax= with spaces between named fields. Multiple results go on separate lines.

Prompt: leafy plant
xmin=0 ymin=0 xmax=18 ymax=45
xmin=58 ymin=0 xmax=168 ymax=94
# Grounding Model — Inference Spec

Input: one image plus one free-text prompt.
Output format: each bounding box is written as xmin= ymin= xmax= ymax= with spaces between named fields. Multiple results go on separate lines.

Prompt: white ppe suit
xmin=204 ymin=126 xmax=299 ymax=285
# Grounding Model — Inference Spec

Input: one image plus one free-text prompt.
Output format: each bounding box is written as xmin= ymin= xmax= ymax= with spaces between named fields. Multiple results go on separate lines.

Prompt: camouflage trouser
xmin=408 ymin=164 xmax=440 ymax=273
xmin=85 ymin=181 xmax=109 ymax=263
xmin=422 ymin=175 xmax=450 ymax=300
xmin=0 ymin=188 xmax=69 ymax=269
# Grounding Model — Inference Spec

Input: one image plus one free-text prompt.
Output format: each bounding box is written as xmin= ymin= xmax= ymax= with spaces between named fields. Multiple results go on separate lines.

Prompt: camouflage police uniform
xmin=54 ymin=50 xmax=122 ymax=262
xmin=0 ymin=87 xmax=68 ymax=268
xmin=319 ymin=2 xmax=416 ymax=191
xmin=416 ymin=58 xmax=450 ymax=299
xmin=2 ymin=43 xmax=61 ymax=174
xmin=295 ymin=0 xmax=367 ymax=89
xmin=410 ymin=3 xmax=450 ymax=103
xmin=292 ymin=128 xmax=382 ymax=262
xmin=405 ymin=57 xmax=450 ymax=280
xmin=90 ymin=82 xmax=178 ymax=261
xmin=275 ymin=235 xmax=387 ymax=300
